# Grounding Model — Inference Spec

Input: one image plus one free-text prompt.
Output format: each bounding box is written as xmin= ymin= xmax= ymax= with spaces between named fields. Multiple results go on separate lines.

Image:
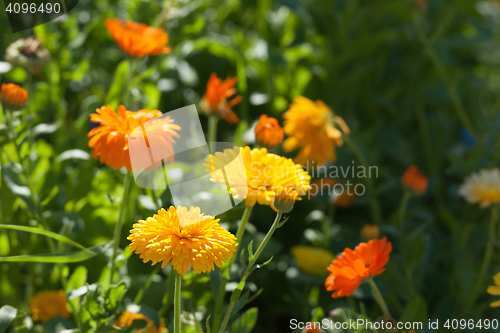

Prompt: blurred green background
xmin=2 ymin=0 xmax=500 ymax=332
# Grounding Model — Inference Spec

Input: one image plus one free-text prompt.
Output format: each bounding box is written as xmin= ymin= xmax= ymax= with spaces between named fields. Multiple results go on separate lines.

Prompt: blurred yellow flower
xmin=487 ymin=272 xmax=500 ymax=307
xmin=128 ymin=206 xmax=237 ymax=276
xmin=204 ymin=146 xmax=311 ymax=208
xmin=114 ymin=311 xmax=167 ymax=333
xmin=29 ymin=290 xmax=70 ymax=322
xmin=292 ymin=246 xmax=335 ymax=276
xmin=360 ymin=223 xmax=380 ymax=240
xmin=458 ymin=168 xmax=500 ymax=208
xmin=283 ymin=96 xmax=349 ymax=165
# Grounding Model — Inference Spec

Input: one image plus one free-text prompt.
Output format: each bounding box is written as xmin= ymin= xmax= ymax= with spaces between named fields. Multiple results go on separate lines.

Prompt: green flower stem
xmin=208 ymin=115 xmax=219 ymax=145
xmin=109 ymin=171 xmax=132 ymax=285
xmin=134 ymin=265 xmax=161 ymax=304
xmin=174 ymin=272 xmax=182 ymax=333
xmin=465 ymin=205 xmax=500 ymax=310
xmin=212 ymin=205 xmax=253 ymax=332
xmin=367 ymin=278 xmax=391 ymax=317
xmin=413 ymin=14 xmax=476 ymax=138
xmin=4 ymin=108 xmax=55 ymax=252
xmin=218 ymin=211 xmax=283 ymax=333
xmin=398 ymin=191 xmax=411 ymax=233
xmin=343 ymin=136 xmax=381 ymax=224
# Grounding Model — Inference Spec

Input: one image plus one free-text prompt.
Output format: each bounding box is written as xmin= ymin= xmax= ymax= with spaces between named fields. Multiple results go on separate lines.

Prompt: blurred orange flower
xmin=325 ymin=237 xmax=392 ymax=298
xmin=29 ymin=290 xmax=69 ymax=322
xmin=402 ymin=165 xmax=428 ymax=194
xmin=114 ymin=311 xmax=167 ymax=333
xmin=283 ymin=96 xmax=349 ymax=165
xmin=360 ymin=223 xmax=380 ymax=240
xmin=88 ymin=105 xmax=180 ymax=171
xmin=1 ymin=83 xmax=27 ymax=110
xmin=254 ymin=114 xmax=284 ymax=148
xmin=201 ymin=73 xmax=241 ymax=124
xmin=105 ymin=19 xmax=171 ymax=57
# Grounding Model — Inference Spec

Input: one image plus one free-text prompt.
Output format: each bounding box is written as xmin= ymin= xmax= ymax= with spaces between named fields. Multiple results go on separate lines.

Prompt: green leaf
xmin=230 ymin=280 xmax=246 ymax=303
xmin=142 ymin=83 xmax=161 ymax=110
xmin=32 ymin=121 xmax=63 ymax=137
xmin=56 ymin=149 xmax=90 ymax=162
xmin=247 ymin=240 xmax=254 ymax=263
xmin=210 ymin=269 xmax=221 ymax=299
xmin=67 ymin=266 xmax=88 ymax=291
xmin=231 ymin=290 xmax=249 ymax=315
xmin=229 ymin=307 xmax=258 ymax=333
xmin=0 ymin=242 xmax=110 ymax=263
xmin=400 ymin=293 xmax=428 ymax=323
xmin=0 ymin=305 xmax=18 ymax=333
xmin=105 ymin=282 xmax=127 ymax=311
xmin=0 ymin=224 xmax=91 ymax=253
xmin=105 ymin=60 xmax=130 ymax=108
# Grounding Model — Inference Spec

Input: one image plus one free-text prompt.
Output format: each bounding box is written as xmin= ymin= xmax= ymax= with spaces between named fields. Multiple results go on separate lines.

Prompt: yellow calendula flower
xmin=458 ymin=168 xmax=500 ymax=208
xmin=283 ymin=96 xmax=350 ymax=166
xmin=272 ymin=185 xmax=298 ymax=213
xmin=487 ymin=272 xmax=500 ymax=307
xmin=292 ymin=246 xmax=335 ymax=276
xmin=114 ymin=311 xmax=167 ymax=333
xmin=128 ymin=206 xmax=237 ymax=276
xmin=204 ymin=146 xmax=311 ymax=208
xmin=29 ymin=290 xmax=70 ymax=322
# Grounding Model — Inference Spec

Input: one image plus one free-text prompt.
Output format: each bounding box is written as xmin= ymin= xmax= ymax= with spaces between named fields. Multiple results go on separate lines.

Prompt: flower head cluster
xmin=201 ymin=73 xmax=241 ymax=124
xmin=459 ymin=168 xmax=500 ymax=208
xmin=29 ymin=290 xmax=70 ymax=322
xmin=88 ymin=105 xmax=180 ymax=171
xmin=402 ymin=165 xmax=428 ymax=194
xmin=105 ymin=19 xmax=171 ymax=57
xmin=5 ymin=37 xmax=50 ymax=74
xmin=487 ymin=272 xmax=500 ymax=307
xmin=292 ymin=246 xmax=335 ymax=276
xmin=325 ymin=237 xmax=392 ymax=298
xmin=1 ymin=83 xmax=28 ymax=110
xmin=128 ymin=206 xmax=237 ymax=276
xmin=283 ymin=96 xmax=350 ymax=165
xmin=254 ymin=114 xmax=284 ymax=148
xmin=204 ymin=146 xmax=311 ymax=208
xmin=114 ymin=311 xmax=167 ymax=333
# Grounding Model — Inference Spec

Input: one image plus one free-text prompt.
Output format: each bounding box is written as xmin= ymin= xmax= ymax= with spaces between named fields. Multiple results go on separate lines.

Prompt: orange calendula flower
xmin=1 ymin=83 xmax=27 ymax=110
xmin=88 ymin=105 xmax=180 ymax=171
xmin=325 ymin=237 xmax=392 ymax=298
xmin=283 ymin=96 xmax=350 ymax=165
xmin=105 ymin=19 xmax=171 ymax=57
xmin=254 ymin=114 xmax=284 ymax=148
xmin=487 ymin=272 xmax=500 ymax=307
xmin=128 ymin=206 xmax=237 ymax=276
xmin=201 ymin=73 xmax=241 ymax=124
xmin=402 ymin=165 xmax=428 ymax=194
xmin=360 ymin=224 xmax=380 ymax=240
xmin=114 ymin=311 xmax=167 ymax=333
xmin=204 ymin=146 xmax=311 ymax=208
xmin=459 ymin=168 xmax=500 ymax=208
xmin=29 ymin=290 xmax=70 ymax=322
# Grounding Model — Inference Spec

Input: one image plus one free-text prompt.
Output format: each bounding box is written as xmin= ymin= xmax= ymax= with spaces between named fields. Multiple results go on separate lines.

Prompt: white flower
xmin=458 ymin=168 xmax=500 ymax=207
